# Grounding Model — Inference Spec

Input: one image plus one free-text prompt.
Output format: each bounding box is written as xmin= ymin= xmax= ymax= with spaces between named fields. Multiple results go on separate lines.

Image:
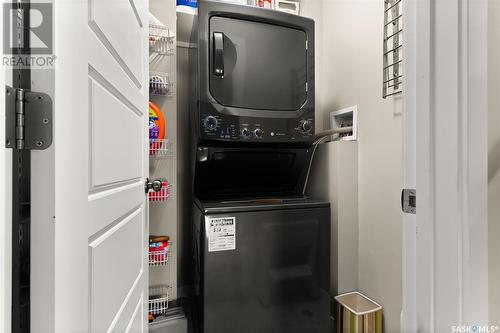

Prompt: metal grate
xmin=150 ymin=71 xmax=174 ymax=97
xmin=148 ymin=181 xmax=173 ymax=202
xmin=383 ymin=0 xmax=403 ymax=98
xmin=149 ymin=24 xmax=175 ymax=55
xmin=149 ymin=139 xmax=174 ymax=157
xmin=149 ymin=248 xmax=170 ymax=267
xmin=148 ymin=139 xmax=175 ymax=202
xmin=149 ymin=241 xmax=172 ymax=267
xmin=149 ymin=285 xmax=170 ymax=316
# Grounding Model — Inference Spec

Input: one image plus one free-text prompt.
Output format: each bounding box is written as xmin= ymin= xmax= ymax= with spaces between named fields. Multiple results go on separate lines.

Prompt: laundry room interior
xmin=145 ymin=0 xmax=499 ymax=331
xmin=146 ymin=0 xmax=404 ymax=331
xmin=1 ymin=0 xmax=498 ymax=332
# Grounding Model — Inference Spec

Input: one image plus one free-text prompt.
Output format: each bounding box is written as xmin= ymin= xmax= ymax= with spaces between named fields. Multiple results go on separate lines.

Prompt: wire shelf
xmin=382 ymin=0 xmax=403 ymax=98
xmin=148 ymin=181 xmax=173 ymax=202
xmin=149 ymin=139 xmax=175 ymax=157
xmin=149 ymin=242 xmax=171 ymax=267
xmin=148 ymin=139 xmax=175 ymax=202
xmin=149 ymin=285 xmax=170 ymax=318
xmin=149 ymin=24 xmax=175 ymax=55
xmin=150 ymin=71 xmax=174 ymax=97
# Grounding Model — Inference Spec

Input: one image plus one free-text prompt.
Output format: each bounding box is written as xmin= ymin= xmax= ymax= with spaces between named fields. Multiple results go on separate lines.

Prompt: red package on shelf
xmin=255 ymin=0 xmax=273 ymax=9
xmin=149 ymin=239 xmax=169 ymax=265
xmin=149 ymin=241 xmax=168 ymax=251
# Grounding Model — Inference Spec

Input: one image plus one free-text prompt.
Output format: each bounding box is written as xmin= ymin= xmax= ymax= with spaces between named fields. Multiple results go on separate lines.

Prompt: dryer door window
xmin=209 ymin=16 xmax=308 ymax=111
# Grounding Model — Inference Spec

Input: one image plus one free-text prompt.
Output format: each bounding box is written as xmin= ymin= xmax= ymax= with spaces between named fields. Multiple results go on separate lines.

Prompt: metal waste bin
xmin=333 ymin=292 xmax=382 ymax=333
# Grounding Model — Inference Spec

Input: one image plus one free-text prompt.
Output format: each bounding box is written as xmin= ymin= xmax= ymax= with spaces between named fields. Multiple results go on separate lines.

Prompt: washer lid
xmin=195 ymin=197 xmax=329 ymax=214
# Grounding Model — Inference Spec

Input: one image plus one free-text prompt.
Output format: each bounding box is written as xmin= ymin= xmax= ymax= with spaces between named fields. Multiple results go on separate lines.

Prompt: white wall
xmin=176 ymin=36 xmax=194 ymax=294
xmin=304 ymin=1 xmax=403 ymax=332
xmin=308 ymin=142 xmax=359 ymax=295
xmin=488 ymin=0 xmax=500 ymax=325
xmin=150 ymin=0 xmax=180 ymax=299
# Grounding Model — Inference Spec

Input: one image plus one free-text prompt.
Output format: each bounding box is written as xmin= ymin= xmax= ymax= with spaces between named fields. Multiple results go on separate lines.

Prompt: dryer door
xmin=209 ymin=16 xmax=308 ymax=111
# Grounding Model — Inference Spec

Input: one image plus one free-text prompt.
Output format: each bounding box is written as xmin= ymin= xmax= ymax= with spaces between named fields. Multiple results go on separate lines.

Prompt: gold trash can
xmin=333 ymin=292 xmax=382 ymax=333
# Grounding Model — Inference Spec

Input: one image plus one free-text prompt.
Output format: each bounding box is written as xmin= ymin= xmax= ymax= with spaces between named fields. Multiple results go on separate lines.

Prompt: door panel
xmin=89 ymin=76 xmax=143 ymax=190
xmin=89 ymin=208 xmax=144 ymax=333
xmin=89 ymin=0 xmax=145 ymax=87
xmin=45 ymin=0 xmax=149 ymax=332
xmin=124 ymin=298 xmax=145 ymax=333
xmin=209 ymin=16 xmax=307 ymax=111
xmin=88 ymin=183 xmax=145 ymax=234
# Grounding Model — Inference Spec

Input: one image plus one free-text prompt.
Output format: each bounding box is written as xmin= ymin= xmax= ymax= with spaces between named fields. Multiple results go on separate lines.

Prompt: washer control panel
xmin=200 ymin=112 xmax=314 ymax=143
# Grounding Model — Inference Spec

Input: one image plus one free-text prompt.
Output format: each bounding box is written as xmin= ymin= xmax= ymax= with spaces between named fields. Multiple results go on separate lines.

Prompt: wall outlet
xmin=330 ymin=105 xmax=358 ymax=141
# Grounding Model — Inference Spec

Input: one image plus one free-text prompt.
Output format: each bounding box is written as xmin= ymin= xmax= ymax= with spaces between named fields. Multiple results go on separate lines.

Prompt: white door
xmin=31 ymin=0 xmax=150 ymax=332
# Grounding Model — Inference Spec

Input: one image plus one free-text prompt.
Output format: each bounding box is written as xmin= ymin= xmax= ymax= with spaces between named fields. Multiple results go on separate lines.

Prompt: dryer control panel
xmin=199 ymin=111 xmax=314 ymax=144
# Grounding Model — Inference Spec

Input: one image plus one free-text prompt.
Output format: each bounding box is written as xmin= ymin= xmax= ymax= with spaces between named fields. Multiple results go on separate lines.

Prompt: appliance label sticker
xmin=205 ymin=217 xmax=236 ymax=252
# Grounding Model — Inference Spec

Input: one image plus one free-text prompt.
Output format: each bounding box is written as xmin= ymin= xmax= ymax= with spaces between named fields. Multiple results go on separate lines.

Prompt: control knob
xmin=203 ymin=116 xmax=218 ymax=130
xmin=300 ymin=120 xmax=313 ymax=133
xmin=254 ymin=128 xmax=263 ymax=138
xmin=241 ymin=128 xmax=251 ymax=138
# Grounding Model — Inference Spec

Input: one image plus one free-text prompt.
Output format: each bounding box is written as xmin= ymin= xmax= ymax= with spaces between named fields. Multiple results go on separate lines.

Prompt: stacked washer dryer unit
xmin=191 ymin=1 xmax=331 ymax=332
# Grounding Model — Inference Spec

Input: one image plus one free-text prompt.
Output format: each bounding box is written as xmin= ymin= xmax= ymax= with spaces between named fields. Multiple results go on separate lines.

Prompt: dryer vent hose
xmin=302 ymin=126 xmax=354 ymax=196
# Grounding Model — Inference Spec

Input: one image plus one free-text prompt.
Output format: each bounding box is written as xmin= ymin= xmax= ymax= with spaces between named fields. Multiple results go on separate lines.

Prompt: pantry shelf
xmin=148 ymin=181 xmax=174 ymax=202
xmin=149 ymin=139 xmax=175 ymax=157
xmin=150 ymin=71 xmax=175 ymax=97
xmin=149 ymin=24 xmax=175 ymax=55
xmin=149 ymin=242 xmax=172 ymax=267
xmin=149 ymin=285 xmax=170 ymax=319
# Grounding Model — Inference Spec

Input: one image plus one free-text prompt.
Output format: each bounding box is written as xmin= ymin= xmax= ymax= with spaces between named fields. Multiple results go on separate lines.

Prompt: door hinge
xmin=5 ymin=85 xmax=53 ymax=150
xmin=305 ymin=82 xmax=308 ymax=93
xmin=401 ymin=188 xmax=416 ymax=214
xmin=305 ymin=39 xmax=308 ymax=50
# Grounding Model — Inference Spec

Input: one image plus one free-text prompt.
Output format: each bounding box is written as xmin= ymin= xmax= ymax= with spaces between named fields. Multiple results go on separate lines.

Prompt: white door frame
xmin=401 ymin=0 xmax=417 ymax=331
xmin=403 ymin=0 xmax=489 ymax=331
